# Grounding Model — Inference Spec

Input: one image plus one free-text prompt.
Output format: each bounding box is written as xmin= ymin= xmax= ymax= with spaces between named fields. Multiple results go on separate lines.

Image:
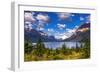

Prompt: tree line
xmin=24 ymin=39 xmax=90 ymax=61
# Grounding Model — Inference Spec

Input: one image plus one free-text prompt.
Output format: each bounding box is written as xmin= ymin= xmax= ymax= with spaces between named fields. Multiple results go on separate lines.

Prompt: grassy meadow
xmin=24 ymin=39 xmax=90 ymax=61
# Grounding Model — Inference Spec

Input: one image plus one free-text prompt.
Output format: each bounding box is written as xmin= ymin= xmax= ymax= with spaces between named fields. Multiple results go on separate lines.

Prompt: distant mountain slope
xmin=24 ymin=29 xmax=57 ymax=42
xmin=78 ymin=23 xmax=90 ymax=29
xmin=65 ymin=23 xmax=90 ymax=42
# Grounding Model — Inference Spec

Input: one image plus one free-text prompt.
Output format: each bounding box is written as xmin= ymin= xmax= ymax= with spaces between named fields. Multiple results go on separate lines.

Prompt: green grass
xmin=24 ymin=39 xmax=90 ymax=61
xmin=24 ymin=48 xmax=90 ymax=61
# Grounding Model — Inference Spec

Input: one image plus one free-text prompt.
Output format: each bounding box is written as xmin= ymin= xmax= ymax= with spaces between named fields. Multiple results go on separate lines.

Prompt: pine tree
xmin=83 ymin=39 xmax=90 ymax=58
xmin=76 ymin=42 xmax=79 ymax=49
xmin=24 ymin=40 xmax=33 ymax=54
xmin=62 ymin=43 xmax=66 ymax=50
xmin=61 ymin=43 xmax=67 ymax=55
xmin=35 ymin=39 xmax=45 ymax=57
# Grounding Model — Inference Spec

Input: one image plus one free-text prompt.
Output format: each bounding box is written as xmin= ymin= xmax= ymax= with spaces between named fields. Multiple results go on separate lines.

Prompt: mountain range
xmin=24 ymin=29 xmax=57 ymax=42
xmin=25 ymin=23 xmax=90 ymax=42
xmin=64 ymin=23 xmax=90 ymax=42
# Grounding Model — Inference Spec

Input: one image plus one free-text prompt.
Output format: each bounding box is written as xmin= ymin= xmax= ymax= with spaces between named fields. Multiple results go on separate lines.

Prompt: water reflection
xmin=32 ymin=42 xmax=84 ymax=49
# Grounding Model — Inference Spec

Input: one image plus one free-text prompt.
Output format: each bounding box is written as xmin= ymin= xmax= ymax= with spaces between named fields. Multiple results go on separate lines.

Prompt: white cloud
xmin=80 ymin=17 xmax=84 ymax=21
xmin=66 ymin=28 xmax=71 ymax=31
xmin=61 ymin=35 xmax=68 ymax=40
xmin=24 ymin=12 xmax=36 ymax=23
xmin=25 ymin=21 xmax=31 ymax=25
xmin=39 ymin=27 xmax=44 ymax=31
xmin=24 ymin=12 xmax=37 ymax=30
xmin=24 ymin=25 xmax=28 ymax=29
xmin=57 ymin=23 xmax=66 ymax=30
xmin=36 ymin=13 xmax=49 ymax=22
xmin=68 ymin=29 xmax=76 ymax=33
xmin=65 ymin=26 xmax=78 ymax=38
xmin=66 ymin=25 xmax=78 ymax=33
xmin=48 ymin=28 xmax=54 ymax=32
xmin=71 ymin=14 xmax=75 ymax=17
xmin=35 ymin=13 xmax=50 ymax=31
xmin=86 ymin=15 xmax=90 ymax=23
xmin=57 ymin=12 xmax=72 ymax=20
xmin=28 ymin=26 xmax=32 ymax=30
xmin=36 ymin=20 xmax=46 ymax=31
xmin=28 ymin=23 xmax=32 ymax=27
xmin=62 ymin=32 xmax=73 ymax=39
xmin=38 ymin=20 xmax=45 ymax=27
xmin=32 ymin=12 xmax=35 ymax=15
xmin=24 ymin=22 xmax=33 ymax=30
xmin=54 ymin=25 xmax=79 ymax=40
xmin=75 ymin=25 xmax=79 ymax=29
xmin=54 ymin=32 xmax=71 ymax=40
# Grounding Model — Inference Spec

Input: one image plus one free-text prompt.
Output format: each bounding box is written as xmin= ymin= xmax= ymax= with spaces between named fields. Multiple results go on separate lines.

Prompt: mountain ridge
xmin=64 ymin=23 xmax=90 ymax=42
xmin=24 ymin=29 xmax=58 ymax=42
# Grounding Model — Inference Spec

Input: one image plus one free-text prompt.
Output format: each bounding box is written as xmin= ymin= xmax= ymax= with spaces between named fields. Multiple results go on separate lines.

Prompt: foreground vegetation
xmin=24 ymin=39 xmax=90 ymax=61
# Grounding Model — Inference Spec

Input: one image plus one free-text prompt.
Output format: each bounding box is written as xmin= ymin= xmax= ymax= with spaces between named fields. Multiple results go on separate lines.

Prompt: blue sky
xmin=24 ymin=11 xmax=90 ymax=40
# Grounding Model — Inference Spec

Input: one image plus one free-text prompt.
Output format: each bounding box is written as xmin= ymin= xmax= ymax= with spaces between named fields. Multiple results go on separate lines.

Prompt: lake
xmin=32 ymin=42 xmax=84 ymax=49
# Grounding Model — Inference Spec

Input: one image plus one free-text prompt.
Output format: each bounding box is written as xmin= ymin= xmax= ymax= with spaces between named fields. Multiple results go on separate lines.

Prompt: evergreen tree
xmin=62 ymin=43 xmax=66 ymax=50
xmin=80 ymin=43 xmax=83 ymax=48
xmin=61 ymin=43 xmax=67 ymax=55
xmin=24 ymin=40 xmax=33 ymax=54
xmin=83 ymin=39 xmax=90 ymax=58
xmin=35 ymin=39 xmax=45 ymax=57
xmin=76 ymin=42 xmax=79 ymax=49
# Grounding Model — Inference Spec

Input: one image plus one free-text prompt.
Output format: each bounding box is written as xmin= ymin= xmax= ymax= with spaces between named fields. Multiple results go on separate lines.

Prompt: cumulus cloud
xmin=86 ymin=15 xmax=90 ymax=23
xmin=24 ymin=25 xmax=29 ymax=29
xmin=71 ymin=14 xmax=75 ymax=17
xmin=61 ymin=32 xmax=73 ymax=39
xmin=54 ymin=32 xmax=71 ymax=40
xmin=67 ymin=29 xmax=76 ymax=33
xmin=47 ymin=28 xmax=55 ymax=36
xmin=57 ymin=12 xmax=72 ymax=20
xmin=36 ymin=13 xmax=50 ymax=31
xmin=65 ymin=28 xmax=76 ymax=38
xmin=25 ymin=21 xmax=31 ymax=25
xmin=24 ymin=21 xmax=33 ymax=30
xmin=75 ymin=25 xmax=79 ymax=29
xmin=57 ymin=23 xmax=66 ymax=30
xmin=24 ymin=12 xmax=51 ymax=31
xmin=48 ymin=28 xmax=54 ymax=32
xmin=36 ymin=20 xmax=47 ymax=31
xmin=61 ymin=35 xmax=68 ymax=40
xmin=36 ymin=13 xmax=50 ymax=22
xmin=66 ymin=28 xmax=71 ymax=31
xmin=38 ymin=27 xmax=44 ymax=31
xmin=55 ymin=29 xmax=75 ymax=39
xmin=63 ymin=25 xmax=79 ymax=39
xmin=37 ymin=20 xmax=45 ymax=27
xmin=67 ymin=25 xmax=78 ymax=33
xmin=54 ymin=26 xmax=78 ymax=40
xmin=24 ymin=12 xmax=36 ymax=23
xmin=80 ymin=17 xmax=84 ymax=21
